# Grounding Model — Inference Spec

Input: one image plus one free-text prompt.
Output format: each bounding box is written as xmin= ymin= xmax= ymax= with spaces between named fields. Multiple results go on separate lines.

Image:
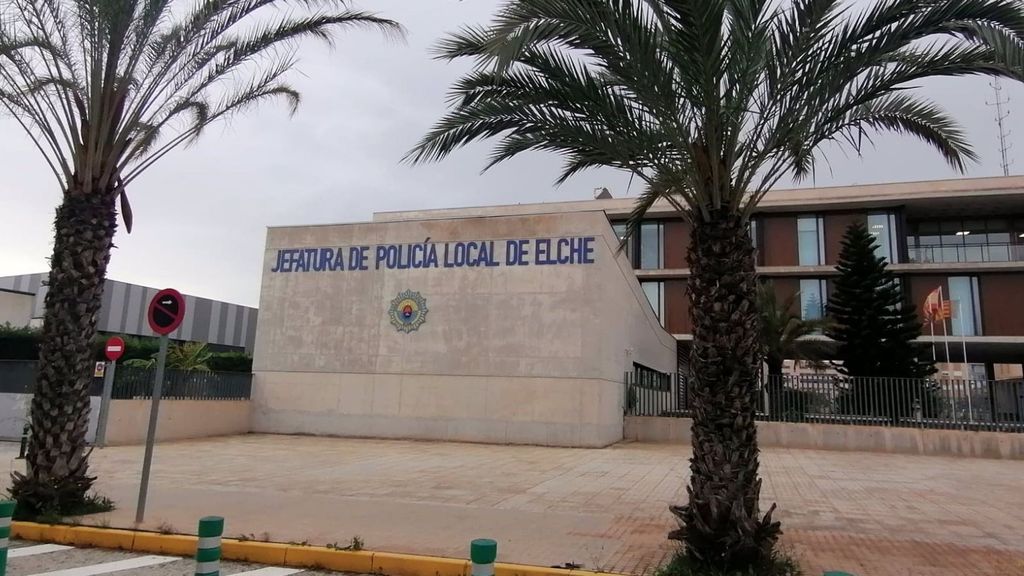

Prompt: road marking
xmin=26 ymin=555 xmax=178 ymax=576
xmin=229 ymin=568 xmax=304 ymax=576
xmin=9 ymin=543 xmax=73 ymax=557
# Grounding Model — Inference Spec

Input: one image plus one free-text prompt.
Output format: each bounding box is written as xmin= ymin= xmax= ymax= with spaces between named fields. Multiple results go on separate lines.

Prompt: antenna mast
xmin=988 ymin=78 xmax=1013 ymax=176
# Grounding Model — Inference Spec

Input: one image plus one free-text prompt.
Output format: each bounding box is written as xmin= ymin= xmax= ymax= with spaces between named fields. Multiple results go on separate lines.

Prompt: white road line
xmin=229 ymin=568 xmax=304 ymax=576
xmin=26 ymin=555 xmax=178 ymax=576
xmin=9 ymin=544 xmax=73 ymax=558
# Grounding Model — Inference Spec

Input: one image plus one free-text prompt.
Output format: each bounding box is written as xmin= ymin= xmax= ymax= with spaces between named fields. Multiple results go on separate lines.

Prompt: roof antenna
xmin=987 ymin=77 xmax=1014 ymax=176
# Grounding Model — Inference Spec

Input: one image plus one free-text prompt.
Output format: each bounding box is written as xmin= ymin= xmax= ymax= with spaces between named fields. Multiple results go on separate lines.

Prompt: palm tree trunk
xmin=10 ymin=184 xmax=117 ymax=516
xmin=669 ymin=208 xmax=780 ymax=570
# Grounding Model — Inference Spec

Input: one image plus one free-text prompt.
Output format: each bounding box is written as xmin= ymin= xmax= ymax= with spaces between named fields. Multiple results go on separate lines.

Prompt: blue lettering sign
xmin=271 ymin=237 xmax=596 ymax=273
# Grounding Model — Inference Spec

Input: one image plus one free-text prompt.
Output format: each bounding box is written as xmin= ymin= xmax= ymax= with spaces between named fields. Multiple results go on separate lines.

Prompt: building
xmin=0 ymin=274 xmax=258 ymax=352
xmin=253 ymin=175 xmax=1024 ymax=447
xmin=0 ymin=288 xmax=34 ymax=327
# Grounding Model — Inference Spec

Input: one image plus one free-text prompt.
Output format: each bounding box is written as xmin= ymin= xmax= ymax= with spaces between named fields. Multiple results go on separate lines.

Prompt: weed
xmin=349 ymin=535 xmax=364 ymax=551
xmin=326 ymin=536 xmax=365 ymax=551
xmin=94 ymin=518 xmax=112 ymax=528
xmin=260 ymin=532 xmax=271 ymax=542
xmin=236 ymin=533 xmax=253 ymax=542
xmin=156 ymin=522 xmax=176 ymax=535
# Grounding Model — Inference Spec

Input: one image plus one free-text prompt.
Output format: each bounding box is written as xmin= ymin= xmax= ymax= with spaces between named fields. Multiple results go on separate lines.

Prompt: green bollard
xmin=470 ymin=538 xmax=498 ymax=576
xmin=195 ymin=516 xmax=224 ymax=576
xmin=0 ymin=500 xmax=16 ymax=576
xmin=823 ymin=572 xmax=856 ymax=576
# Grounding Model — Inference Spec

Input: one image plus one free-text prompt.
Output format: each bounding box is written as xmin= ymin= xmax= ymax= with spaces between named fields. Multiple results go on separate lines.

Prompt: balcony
xmin=907 ymin=243 xmax=1024 ymax=264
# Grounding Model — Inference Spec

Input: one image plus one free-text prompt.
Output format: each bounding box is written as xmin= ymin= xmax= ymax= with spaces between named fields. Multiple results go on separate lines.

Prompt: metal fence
xmin=112 ymin=366 xmax=251 ymax=400
xmin=0 ymin=361 xmax=251 ymax=400
xmin=626 ymin=372 xmax=1024 ymax=433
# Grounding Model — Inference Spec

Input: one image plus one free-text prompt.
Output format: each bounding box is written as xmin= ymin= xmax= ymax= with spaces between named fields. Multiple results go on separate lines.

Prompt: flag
xmin=923 ymin=287 xmax=941 ymax=321
xmin=923 ymin=287 xmax=951 ymax=322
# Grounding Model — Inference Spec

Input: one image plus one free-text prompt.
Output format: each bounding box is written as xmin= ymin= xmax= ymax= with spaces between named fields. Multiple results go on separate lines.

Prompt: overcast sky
xmin=2 ymin=0 xmax=1023 ymax=307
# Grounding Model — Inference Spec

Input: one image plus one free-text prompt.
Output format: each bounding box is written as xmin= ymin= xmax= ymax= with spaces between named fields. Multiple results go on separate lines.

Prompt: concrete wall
xmin=624 ymin=416 xmax=1024 ymax=459
xmin=0 ymin=290 xmax=34 ymax=327
xmin=0 ymin=394 xmax=100 ymax=442
xmin=253 ymin=211 xmax=676 ymax=447
xmin=102 ymin=399 xmax=250 ymax=445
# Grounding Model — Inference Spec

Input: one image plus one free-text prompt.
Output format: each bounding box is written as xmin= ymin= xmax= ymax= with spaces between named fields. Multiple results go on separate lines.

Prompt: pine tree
xmin=827 ymin=222 xmax=939 ymax=419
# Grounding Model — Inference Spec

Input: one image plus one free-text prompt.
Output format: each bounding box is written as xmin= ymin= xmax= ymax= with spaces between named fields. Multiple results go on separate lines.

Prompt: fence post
xmin=0 ymin=500 xmax=15 ymax=576
xmin=470 ymin=538 xmax=497 ymax=576
xmin=195 ymin=516 xmax=223 ymax=576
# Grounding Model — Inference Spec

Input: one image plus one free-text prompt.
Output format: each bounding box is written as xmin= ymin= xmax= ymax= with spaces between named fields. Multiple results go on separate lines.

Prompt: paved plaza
xmin=1 ymin=435 xmax=1022 ymax=576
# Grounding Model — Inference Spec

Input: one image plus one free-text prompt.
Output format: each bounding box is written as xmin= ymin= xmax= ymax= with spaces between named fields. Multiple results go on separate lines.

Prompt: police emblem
xmin=388 ymin=290 xmax=429 ymax=333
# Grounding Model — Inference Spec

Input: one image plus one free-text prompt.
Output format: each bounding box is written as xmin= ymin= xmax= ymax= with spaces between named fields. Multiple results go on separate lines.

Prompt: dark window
xmin=634 ymin=363 xmax=670 ymax=391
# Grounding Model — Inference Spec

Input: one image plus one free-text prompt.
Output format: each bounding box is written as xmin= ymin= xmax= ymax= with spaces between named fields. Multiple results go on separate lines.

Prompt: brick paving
xmin=1 ymin=435 xmax=1021 ymax=576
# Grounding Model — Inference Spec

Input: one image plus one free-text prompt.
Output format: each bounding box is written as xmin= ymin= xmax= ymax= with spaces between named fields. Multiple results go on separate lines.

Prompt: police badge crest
xmin=388 ymin=290 xmax=428 ymax=333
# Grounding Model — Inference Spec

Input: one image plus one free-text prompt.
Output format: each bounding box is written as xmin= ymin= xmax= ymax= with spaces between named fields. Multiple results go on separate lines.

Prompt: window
xmin=641 ymin=281 xmax=664 ymax=324
xmin=634 ymin=363 xmax=670 ymax=391
xmin=797 ymin=216 xmax=825 ymax=266
xmin=907 ymin=217 xmax=1021 ymax=263
xmin=799 ymin=279 xmax=827 ymax=320
xmin=639 ymin=221 xmax=664 ymax=269
xmin=868 ymin=212 xmax=899 ymax=263
xmin=948 ymin=276 xmax=982 ymax=336
xmin=611 ymin=222 xmax=636 ymax=268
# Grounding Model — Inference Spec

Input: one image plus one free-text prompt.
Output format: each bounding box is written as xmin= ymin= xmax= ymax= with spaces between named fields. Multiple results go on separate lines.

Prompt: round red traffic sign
xmin=147 ymin=288 xmax=185 ymax=336
xmin=104 ymin=336 xmax=125 ymax=362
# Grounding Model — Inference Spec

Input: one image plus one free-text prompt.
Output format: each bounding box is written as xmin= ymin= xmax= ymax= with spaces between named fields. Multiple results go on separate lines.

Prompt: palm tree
xmin=757 ymin=281 xmax=830 ymax=420
xmin=1 ymin=0 xmax=400 ymax=516
xmin=406 ymin=0 xmax=1024 ymax=570
xmin=757 ymin=282 xmax=830 ymax=378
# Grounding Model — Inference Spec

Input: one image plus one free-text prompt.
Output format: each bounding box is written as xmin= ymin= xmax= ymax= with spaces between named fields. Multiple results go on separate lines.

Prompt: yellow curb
xmin=284 ymin=546 xmax=374 ymax=573
xmin=372 ymin=551 xmax=468 ymax=576
xmin=222 ymin=539 xmax=289 ymax=565
xmin=65 ymin=526 xmax=136 ymax=550
xmin=497 ymin=563 xmax=572 ymax=576
xmin=10 ymin=522 xmax=624 ymax=576
xmin=132 ymin=532 xmax=198 ymax=556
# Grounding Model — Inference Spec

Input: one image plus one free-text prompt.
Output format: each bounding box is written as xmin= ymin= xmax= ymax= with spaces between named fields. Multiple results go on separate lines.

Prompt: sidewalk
xmin=2 ymin=435 xmax=1022 ymax=575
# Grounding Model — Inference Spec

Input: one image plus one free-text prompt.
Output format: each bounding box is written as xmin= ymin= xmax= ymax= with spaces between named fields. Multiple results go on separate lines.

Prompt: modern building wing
xmin=0 ymin=274 xmax=258 ymax=352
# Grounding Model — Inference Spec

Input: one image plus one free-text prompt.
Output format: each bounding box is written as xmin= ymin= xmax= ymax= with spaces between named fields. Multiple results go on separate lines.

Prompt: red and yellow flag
xmin=923 ymin=287 xmax=951 ymax=322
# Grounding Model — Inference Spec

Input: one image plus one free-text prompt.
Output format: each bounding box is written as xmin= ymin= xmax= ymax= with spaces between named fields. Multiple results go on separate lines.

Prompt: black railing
xmin=627 ymin=373 xmax=1024 ymax=433
xmin=0 ymin=360 xmax=250 ymax=400
xmin=112 ymin=366 xmax=251 ymax=400
xmin=907 ymin=242 xmax=1024 ymax=263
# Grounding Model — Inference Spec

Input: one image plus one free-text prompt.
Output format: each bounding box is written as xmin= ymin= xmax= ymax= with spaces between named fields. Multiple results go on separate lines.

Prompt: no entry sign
xmin=147 ymin=289 xmax=185 ymax=335
xmin=104 ymin=336 xmax=125 ymax=362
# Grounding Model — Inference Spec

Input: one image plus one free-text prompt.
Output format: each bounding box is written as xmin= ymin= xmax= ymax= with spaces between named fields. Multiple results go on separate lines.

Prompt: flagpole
xmin=956 ymin=299 xmax=973 ymax=422
xmin=940 ymin=287 xmax=956 ymax=423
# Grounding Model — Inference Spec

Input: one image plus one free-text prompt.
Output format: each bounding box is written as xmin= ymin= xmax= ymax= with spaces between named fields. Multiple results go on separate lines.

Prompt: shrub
xmin=208 ymin=352 xmax=253 ymax=373
xmin=0 ymin=323 xmax=41 ymax=360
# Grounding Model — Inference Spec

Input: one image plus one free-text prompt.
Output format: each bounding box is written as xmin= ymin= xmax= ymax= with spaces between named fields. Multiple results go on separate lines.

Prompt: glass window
xmin=799 ymin=279 xmax=826 ymax=320
xmin=611 ymin=222 xmax=636 ymax=268
xmin=640 ymin=222 xmax=663 ymax=269
xmin=797 ymin=216 xmax=824 ymax=266
xmin=642 ymin=281 xmax=664 ymax=324
xmin=948 ymin=276 xmax=982 ymax=336
xmin=868 ymin=212 xmax=899 ymax=263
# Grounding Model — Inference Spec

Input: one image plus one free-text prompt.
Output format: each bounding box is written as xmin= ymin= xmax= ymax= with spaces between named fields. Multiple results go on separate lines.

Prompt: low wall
xmin=624 ymin=416 xmax=1024 ymax=459
xmin=103 ymin=399 xmax=250 ymax=446
xmin=251 ymin=372 xmax=624 ymax=448
xmin=0 ymin=393 xmax=100 ymax=442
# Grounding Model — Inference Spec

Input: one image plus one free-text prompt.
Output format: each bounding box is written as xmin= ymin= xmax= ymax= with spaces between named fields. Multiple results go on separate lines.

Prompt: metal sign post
xmin=136 ymin=289 xmax=185 ymax=524
xmin=96 ymin=336 xmax=125 ymax=448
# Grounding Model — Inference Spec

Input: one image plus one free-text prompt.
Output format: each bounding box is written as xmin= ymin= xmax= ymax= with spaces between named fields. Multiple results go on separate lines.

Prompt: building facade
xmin=0 ymin=274 xmax=258 ymax=352
xmin=253 ymin=175 xmax=1024 ymax=447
